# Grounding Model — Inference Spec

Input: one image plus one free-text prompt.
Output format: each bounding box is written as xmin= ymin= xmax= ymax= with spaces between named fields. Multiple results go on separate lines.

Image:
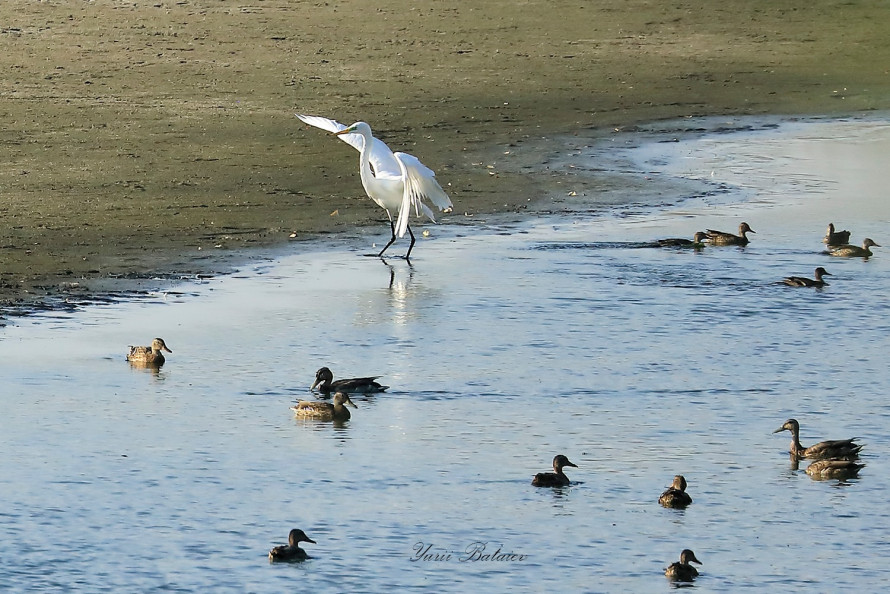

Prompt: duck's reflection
xmin=127 ymin=360 xmax=166 ymax=380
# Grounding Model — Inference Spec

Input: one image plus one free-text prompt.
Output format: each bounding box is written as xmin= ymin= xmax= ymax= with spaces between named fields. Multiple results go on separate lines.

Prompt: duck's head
xmin=553 ymin=454 xmax=578 ymax=472
xmin=288 ymin=529 xmax=316 ymax=546
xmin=693 ymin=231 xmax=708 ymax=243
xmin=332 ymin=392 xmax=358 ymax=408
xmin=679 ymin=549 xmax=702 ymax=565
xmin=739 ymin=222 xmax=755 ymax=234
xmin=311 ymin=367 xmax=334 ymax=390
xmin=151 ymin=338 xmax=172 ymax=353
xmin=670 ymin=475 xmax=688 ymax=491
xmin=827 ymin=223 xmax=836 ymax=233
xmin=773 ymin=418 xmax=800 ymax=435
xmin=863 ymin=238 xmax=881 ymax=248
xmin=814 ymin=267 xmax=831 ymax=278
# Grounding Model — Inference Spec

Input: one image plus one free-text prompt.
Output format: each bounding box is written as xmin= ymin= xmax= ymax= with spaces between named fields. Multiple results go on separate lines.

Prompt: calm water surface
xmin=1 ymin=117 xmax=889 ymax=592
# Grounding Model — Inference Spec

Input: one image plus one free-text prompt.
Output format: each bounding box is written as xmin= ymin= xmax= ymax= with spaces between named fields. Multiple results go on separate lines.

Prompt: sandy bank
xmin=1 ymin=0 xmax=888 ymax=309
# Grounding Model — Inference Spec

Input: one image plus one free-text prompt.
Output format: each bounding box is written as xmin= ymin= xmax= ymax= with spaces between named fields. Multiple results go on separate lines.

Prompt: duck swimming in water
xmin=704 ymin=222 xmax=755 ymax=246
xmin=531 ymin=454 xmax=577 ymax=487
xmin=656 ymin=232 xmax=708 ymax=248
xmin=773 ymin=418 xmax=863 ymax=460
xmin=823 ymin=223 xmax=851 ymax=246
xmin=292 ymin=392 xmax=357 ymax=421
xmin=664 ymin=549 xmax=702 ymax=581
xmin=269 ymin=529 xmax=316 ymax=562
xmin=310 ymin=367 xmax=389 ymax=395
xmin=805 ymin=459 xmax=865 ymax=481
xmin=126 ymin=338 xmax=172 ymax=366
xmin=783 ymin=267 xmax=831 ymax=287
xmin=659 ymin=475 xmax=693 ymax=509
xmin=828 ymin=238 xmax=880 ymax=258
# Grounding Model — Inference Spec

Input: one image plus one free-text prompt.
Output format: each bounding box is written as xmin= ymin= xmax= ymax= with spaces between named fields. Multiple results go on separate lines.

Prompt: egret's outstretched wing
xmin=296 ymin=114 xmax=401 ymax=178
xmin=393 ymin=151 xmax=453 ymax=238
xmin=296 ymin=114 xmax=353 ymax=143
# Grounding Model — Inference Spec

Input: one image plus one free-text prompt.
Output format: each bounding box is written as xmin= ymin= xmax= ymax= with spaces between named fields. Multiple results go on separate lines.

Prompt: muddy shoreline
xmin=1 ymin=1 xmax=888 ymax=314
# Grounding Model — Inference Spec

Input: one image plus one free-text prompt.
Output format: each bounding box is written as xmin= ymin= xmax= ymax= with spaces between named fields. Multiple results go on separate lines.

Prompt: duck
xmin=828 ymin=238 xmax=880 ymax=258
xmin=531 ymin=454 xmax=577 ymax=487
xmin=822 ymin=223 xmax=851 ymax=246
xmin=291 ymin=392 xmax=357 ymax=421
xmin=805 ymin=459 xmax=866 ymax=481
xmin=704 ymin=222 xmax=755 ymax=246
xmin=658 ymin=475 xmax=693 ymax=509
xmin=310 ymin=366 xmax=389 ymax=395
xmin=126 ymin=338 xmax=172 ymax=366
xmin=664 ymin=549 xmax=702 ymax=581
xmin=656 ymin=232 xmax=708 ymax=248
xmin=773 ymin=418 xmax=863 ymax=460
xmin=783 ymin=267 xmax=831 ymax=287
xmin=269 ymin=529 xmax=316 ymax=562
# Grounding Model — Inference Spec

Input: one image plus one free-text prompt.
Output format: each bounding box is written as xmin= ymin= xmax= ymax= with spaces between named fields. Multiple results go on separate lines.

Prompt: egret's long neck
xmin=357 ymin=130 xmax=375 ymax=192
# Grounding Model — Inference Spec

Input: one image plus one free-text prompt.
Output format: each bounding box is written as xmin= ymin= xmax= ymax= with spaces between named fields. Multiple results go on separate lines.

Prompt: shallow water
xmin=1 ymin=116 xmax=889 ymax=592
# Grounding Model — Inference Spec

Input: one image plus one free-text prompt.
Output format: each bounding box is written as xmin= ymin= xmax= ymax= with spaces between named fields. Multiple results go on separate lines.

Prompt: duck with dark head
xmin=704 ymin=222 xmax=755 ymax=246
xmin=658 ymin=475 xmax=693 ymax=509
xmin=665 ymin=549 xmax=702 ymax=581
xmin=531 ymin=454 xmax=578 ymax=487
xmin=311 ymin=366 xmax=389 ymax=395
xmin=269 ymin=529 xmax=316 ymax=562
xmin=773 ymin=418 xmax=863 ymax=460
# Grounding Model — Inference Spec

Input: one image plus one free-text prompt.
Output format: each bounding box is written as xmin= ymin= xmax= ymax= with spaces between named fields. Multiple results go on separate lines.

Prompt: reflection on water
xmin=0 ymin=117 xmax=889 ymax=591
xmin=382 ymin=257 xmax=416 ymax=327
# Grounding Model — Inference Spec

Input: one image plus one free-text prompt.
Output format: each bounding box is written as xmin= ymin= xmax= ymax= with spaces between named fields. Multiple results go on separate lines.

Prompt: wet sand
xmin=1 ymin=0 xmax=888 ymax=308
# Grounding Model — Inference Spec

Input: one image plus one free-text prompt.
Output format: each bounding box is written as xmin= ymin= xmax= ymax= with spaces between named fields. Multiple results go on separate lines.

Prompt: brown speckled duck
xmin=704 ymin=222 xmax=755 ymax=245
xmin=291 ymin=392 xmax=357 ymax=421
xmin=659 ymin=475 xmax=693 ymax=509
xmin=822 ymin=223 xmax=851 ymax=246
xmin=310 ymin=366 xmax=389 ymax=395
xmin=773 ymin=418 xmax=863 ymax=460
xmin=665 ymin=549 xmax=702 ymax=581
xmin=783 ymin=267 xmax=831 ymax=287
xmin=828 ymin=238 xmax=880 ymax=258
xmin=656 ymin=232 xmax=708 ymax=248
xmin=805 ymin=459 xmax=865 ymax=481
xmin=269 ymin=529 xmax=316 ymax=562
xmin=126 ymin=338 xmax=172 ymax=366
xmin=531 ymin=454 xmax=577 ymax=487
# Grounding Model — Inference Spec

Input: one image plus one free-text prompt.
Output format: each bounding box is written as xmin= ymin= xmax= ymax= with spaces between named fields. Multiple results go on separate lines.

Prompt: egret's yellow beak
xmin=335 ymin=128 xmax=352 ymax=135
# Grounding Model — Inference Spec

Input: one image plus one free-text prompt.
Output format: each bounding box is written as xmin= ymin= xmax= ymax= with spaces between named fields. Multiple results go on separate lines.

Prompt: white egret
xmin=296 ymin=115 xmax=453 ymax=260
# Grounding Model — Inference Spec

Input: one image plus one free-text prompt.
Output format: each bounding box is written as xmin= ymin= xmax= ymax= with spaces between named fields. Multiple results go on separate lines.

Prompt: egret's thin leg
xmin=404 ymin=225 xmax=416 ymax=261
xmin=377 ymin=220 xmax=398 ymax=257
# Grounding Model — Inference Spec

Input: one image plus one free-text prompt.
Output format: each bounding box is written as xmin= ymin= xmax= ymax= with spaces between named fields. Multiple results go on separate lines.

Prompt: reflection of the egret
xmin=384 ymin=258 xmax=415 ymax=327
xmin=354 ymin=258 xmax=432 ymax=328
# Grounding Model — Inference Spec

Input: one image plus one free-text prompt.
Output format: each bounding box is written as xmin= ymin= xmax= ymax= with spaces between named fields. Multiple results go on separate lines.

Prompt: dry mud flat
xmin=0 ymin=0 xmax=887 ymax=308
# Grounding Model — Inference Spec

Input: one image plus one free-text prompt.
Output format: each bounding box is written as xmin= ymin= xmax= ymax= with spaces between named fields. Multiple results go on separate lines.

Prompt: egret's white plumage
xmin=296 ymin=115 xmax=453 ymax=259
